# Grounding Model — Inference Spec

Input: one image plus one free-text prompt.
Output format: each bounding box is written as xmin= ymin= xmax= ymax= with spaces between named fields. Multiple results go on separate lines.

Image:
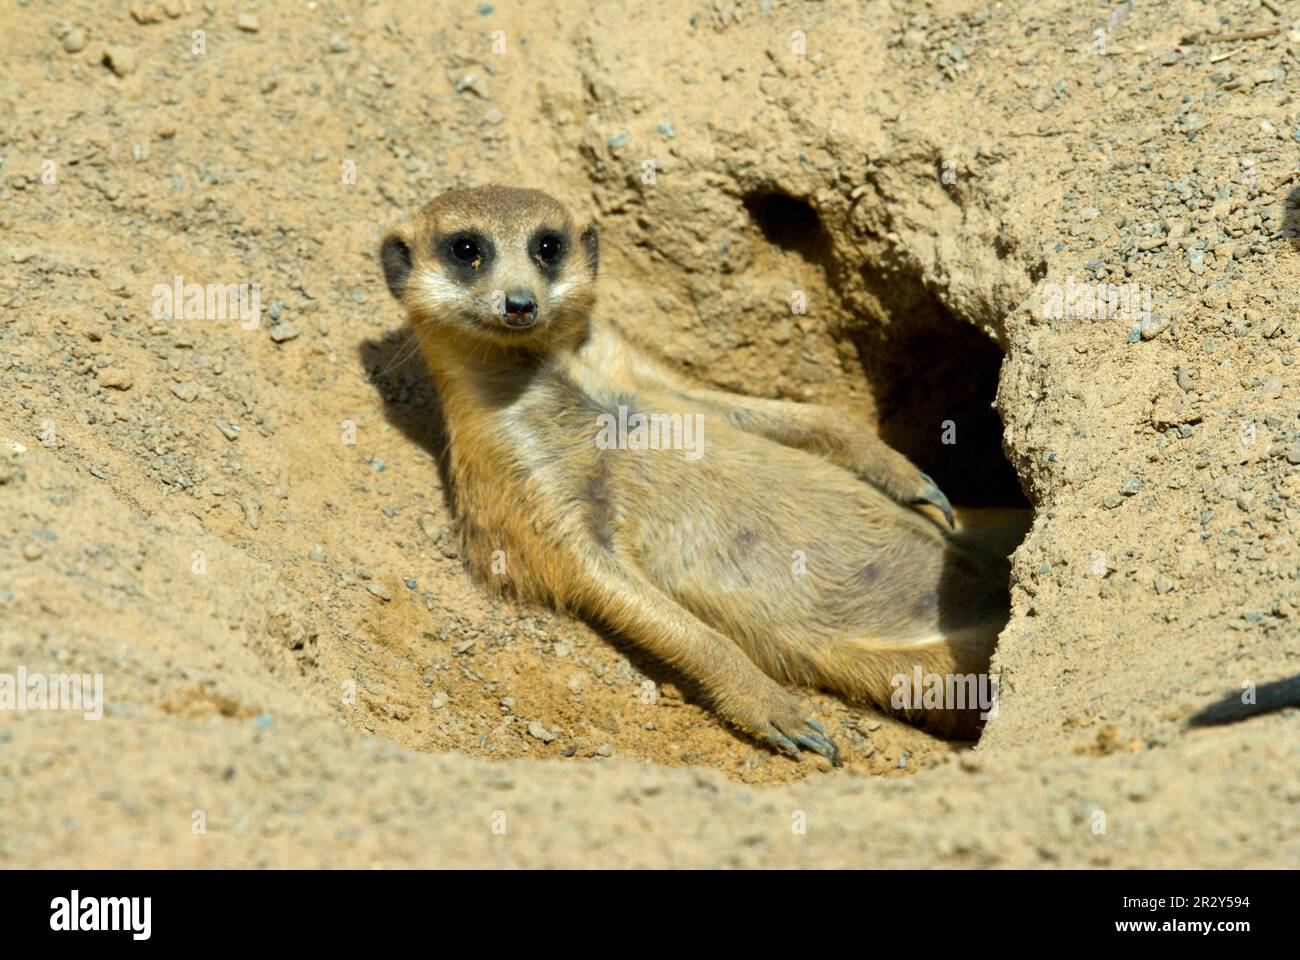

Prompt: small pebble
xmin=455 ymin=70 xmax=490 ymax=97
xmin=168 ymin=381 xmax=198 ymax=402
xmin=97 ymin=368 xmax=133 ymax=390
xmin=268 ymin=322 xmax=300 ymax=343
xmin=1138 ymin=314 xmax=1169 ymax=340
xmin=129 ymin=3 xmax=162 ymax=24
xmin=239 ymin=497 xmax=260 ymax=530
xmin=527 ymin=721 xmax=555 ymax=743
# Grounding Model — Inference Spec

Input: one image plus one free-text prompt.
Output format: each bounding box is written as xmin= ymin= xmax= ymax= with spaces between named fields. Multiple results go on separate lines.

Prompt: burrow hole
xmin=743 ymin=188 xmax=1027 ymax=511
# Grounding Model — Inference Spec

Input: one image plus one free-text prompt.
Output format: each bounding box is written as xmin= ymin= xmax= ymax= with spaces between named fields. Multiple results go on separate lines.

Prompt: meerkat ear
xmin=379 ymin=227 xmax=414 ymax=300
xmin=579 ymin=223 xmax=599 ymax=277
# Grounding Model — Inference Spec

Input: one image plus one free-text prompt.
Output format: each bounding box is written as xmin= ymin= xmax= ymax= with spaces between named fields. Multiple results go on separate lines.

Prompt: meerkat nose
xmin=503 ymin=291 xmax=537 ymax=327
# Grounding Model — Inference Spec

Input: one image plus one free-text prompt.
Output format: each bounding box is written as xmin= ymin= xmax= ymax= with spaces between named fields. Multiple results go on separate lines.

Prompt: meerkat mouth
xmin=468 ymin=315 xmax=537 ymax=336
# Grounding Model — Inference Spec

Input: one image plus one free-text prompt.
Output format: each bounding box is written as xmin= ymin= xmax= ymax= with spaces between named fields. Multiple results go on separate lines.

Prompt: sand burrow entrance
xmin=742 ymin=186 xmax=1028 ymax=511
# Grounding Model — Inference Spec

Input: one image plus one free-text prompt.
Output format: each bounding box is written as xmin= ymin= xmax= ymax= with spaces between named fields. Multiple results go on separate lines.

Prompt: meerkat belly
xmin=597 ymin=416 xmax=1004 ymax=644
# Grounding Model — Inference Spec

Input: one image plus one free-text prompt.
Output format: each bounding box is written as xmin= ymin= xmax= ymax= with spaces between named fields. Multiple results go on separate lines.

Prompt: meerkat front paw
xmin=723 ymin=682 xmax=841 ymax=765
xmin=854 ymin=442 xmax=954 ymax=528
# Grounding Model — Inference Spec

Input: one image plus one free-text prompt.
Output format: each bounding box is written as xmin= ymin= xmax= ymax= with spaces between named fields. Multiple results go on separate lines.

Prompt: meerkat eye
xmin=450 ymin=236 xmax=480 ymax=263
xmin=536 ymin=233 xmax=562 ymax=265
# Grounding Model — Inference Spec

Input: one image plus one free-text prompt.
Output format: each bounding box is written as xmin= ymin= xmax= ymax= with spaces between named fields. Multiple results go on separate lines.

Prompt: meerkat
xmin=379 ymin=185 xmax=1023 ymax=763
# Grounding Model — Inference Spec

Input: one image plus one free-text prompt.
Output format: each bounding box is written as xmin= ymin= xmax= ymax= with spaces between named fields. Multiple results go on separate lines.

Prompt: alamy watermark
xmin=890 ymin=667 xmax=999 ymax=719
xmin=152 ymin=275 xmax=261 ymax=329
xmin=50 ymin=891 xmax=150 ymax=940
xmin=1037 ymin=275 xmax=1153 ymax=324
xmin=0 ymin=667 xmax=103 ymax=720
xmin=595 ymin=405 xmax=704 ymax=461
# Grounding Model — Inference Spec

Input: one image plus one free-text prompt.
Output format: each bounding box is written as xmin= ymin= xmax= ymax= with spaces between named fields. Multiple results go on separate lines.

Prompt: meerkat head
xmin=379 ymin=186 xmax=599 ymax=351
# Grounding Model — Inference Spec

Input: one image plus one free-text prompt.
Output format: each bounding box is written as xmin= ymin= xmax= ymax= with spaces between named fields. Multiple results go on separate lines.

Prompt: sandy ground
xmin=1 ymin=0 xmax=1297 ymax=867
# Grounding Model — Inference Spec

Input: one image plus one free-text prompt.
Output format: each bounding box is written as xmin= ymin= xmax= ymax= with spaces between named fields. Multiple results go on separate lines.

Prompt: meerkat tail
xmin=801 ymin=625 xmax=1003 ymax=739
xmin=801 ymin=506 xmax=1022 ymax=738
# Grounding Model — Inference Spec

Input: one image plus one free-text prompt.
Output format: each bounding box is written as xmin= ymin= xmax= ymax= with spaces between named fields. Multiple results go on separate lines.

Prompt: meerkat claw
xmin=793 ymin=731 xmax=842 ymax=765
xmin=766 ymin=720 xmax=841 ymax=765
xmin=915 ymin=472 xmax=955 ymax=528
xmin=765 ymin=729 xmax=803 ymax=759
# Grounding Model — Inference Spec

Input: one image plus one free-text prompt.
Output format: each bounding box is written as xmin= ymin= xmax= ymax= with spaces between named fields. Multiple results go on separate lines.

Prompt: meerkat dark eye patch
xmin=379 ymin=233 xmax=413 ymax=300
xmin=580 ymin=224 xmax=599 ymax=276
